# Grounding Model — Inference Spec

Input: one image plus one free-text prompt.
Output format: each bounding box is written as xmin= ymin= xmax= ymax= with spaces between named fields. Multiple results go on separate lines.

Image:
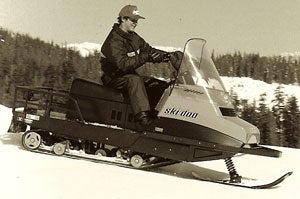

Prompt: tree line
xmin=230 ymin=86 xmax=300 ymax=148
xmin=0 ymin=27 xmax=299 ymax=147
xmin=212 ymin=51 xmax=300 ymax=85
xmin=0 ymin=28 xmax=101 ymax=106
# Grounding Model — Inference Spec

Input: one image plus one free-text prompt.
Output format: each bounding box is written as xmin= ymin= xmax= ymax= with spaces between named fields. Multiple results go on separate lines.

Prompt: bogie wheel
xmin=53 ymin=143 xmax=66 ymax=156
xmin=109 ymin=148 xmax=119 ymax=157
xmin=95 ymin=149 xmax=108 ymax=157
xmin=130 ymin=154 xmax=144 ymax=168
xmin=22 ymin=131 xmax=42 ymax=150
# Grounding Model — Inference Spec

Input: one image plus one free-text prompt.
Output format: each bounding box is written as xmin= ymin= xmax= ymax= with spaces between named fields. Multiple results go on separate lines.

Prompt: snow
xmin=67 ymin=42 xmax=181 ymax=57
xmin=66 ymin=42 xmax=102 ymax=57
xmin=0 ymin=104 xmax=299 ymax=199
xmin=281 ymin=51 xmax=300 ymax=58
xmin=221 ymin=76 xmax=300 ymax=107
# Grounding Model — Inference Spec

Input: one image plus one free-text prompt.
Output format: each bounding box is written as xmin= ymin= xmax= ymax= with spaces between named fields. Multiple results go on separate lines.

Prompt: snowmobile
xmin=8 ymin=38 xmax=292 ymax=188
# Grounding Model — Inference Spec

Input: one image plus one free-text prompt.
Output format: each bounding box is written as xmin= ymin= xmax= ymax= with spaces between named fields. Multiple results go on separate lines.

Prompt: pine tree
xmin=257 ymin=93 xmax=270 ymax=144
xmin=272 ymin=85 xmax=286 ymax=146
xmin=232 ymin=51 xmax=242 ymax=77
xmin=282 ymin=96 xmax=300 ymax=148
xmin=241 ymin=100 xmax=258 ymax=126
xmin=61 ymin=59 xmax=78 ymax=90
xmin=264 ymin=58 xmax=274 ymax=84
xmin=43 ymin=64 xmax=57 ymax=88
xmin=229 ymin=88 xmax=242 ymax=116
xmin=256 ymin=93 xmax=277 ymax=145
xmin=295 ymin=59 xmax=300 ymax=85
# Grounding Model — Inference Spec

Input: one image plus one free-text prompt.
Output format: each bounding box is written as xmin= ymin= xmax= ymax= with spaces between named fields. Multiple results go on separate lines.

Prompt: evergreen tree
xmin=240 ymin=100 xmax=258 ymax=126
xmin=282 ymin=96 xmax=300 ymax=147
xmin=229 ymin=88 xmax=242 ymax=116
xmin=256 ymin=93 xmax=277 ymax=145
xmin=233 ymin=51 xmax=242 ymax=77
xmin=295 ymin=59 xmax=300 ymax=85
xmin=43 ymin=64 xmax=57 ymax=88
xmin=61 ymin=59 xmax=78 ymax=89
xmin=272 ymin=85 xmax=286 ymax=146
xmin=264 ymin=58 xmax=274 ymax=84
xmin=257 ymin=93 xmax=270 ymax=144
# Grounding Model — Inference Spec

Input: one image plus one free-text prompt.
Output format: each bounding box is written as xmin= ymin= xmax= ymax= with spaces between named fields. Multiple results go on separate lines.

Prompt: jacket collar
xmin=112 ymin=23 xmax=135 ymax=41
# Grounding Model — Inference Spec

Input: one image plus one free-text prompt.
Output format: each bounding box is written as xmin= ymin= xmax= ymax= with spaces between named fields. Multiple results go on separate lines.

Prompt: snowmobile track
xmin=30 ymin=144 xmax=179 ymax=170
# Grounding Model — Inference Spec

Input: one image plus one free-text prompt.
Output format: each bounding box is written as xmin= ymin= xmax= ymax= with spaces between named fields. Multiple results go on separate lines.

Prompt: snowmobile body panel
xmin=11 ymin=108 xmax=236 ymax=161
xmin=156 ymin=85 xmax=259 ymax=145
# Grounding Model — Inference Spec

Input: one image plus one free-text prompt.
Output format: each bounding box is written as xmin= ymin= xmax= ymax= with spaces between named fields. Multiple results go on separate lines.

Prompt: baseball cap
xmin=119 ymin=5 xmax=145 ymax=20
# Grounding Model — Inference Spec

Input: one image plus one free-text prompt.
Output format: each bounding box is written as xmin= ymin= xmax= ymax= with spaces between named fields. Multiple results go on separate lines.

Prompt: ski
xmin=192 ymin=171 xmax=293 ymax=189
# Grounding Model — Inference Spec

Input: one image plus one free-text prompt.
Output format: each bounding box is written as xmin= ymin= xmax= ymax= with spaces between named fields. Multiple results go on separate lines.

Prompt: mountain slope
xmin=221 ymin=76 xmax=300 ymax=107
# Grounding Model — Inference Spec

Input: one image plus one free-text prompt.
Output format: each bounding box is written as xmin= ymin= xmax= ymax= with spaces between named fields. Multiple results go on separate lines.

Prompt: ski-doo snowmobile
xmin=8 ymin=38 xmax=290 ymax=187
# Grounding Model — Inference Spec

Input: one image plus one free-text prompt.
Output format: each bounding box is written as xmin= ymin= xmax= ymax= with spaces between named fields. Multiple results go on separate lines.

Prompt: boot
xmin=134 ymin=111 xmax=153 ymax=127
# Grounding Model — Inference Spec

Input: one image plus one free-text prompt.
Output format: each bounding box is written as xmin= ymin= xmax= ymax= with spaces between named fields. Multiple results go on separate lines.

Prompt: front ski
xmin=192 ymin=171 xmax=293 ymax=189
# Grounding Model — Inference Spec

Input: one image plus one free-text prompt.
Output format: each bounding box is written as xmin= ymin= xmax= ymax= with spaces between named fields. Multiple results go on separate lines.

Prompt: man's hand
xmin=161 ymin=52 xmax=171 ymax=62
xmin=169 ymin=51 xmax=183 ymax=70
xmin=150 ymin=52 xmax=170 ymax=63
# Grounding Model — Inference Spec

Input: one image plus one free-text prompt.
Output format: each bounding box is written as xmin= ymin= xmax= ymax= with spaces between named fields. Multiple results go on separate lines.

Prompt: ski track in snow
xmin=0 ymin=104 xmax=299 ymax=199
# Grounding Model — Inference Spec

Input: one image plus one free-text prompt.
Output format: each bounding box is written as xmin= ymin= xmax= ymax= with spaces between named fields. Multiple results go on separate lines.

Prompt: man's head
xmin=118 ymin=5 xmax=145 ymax=33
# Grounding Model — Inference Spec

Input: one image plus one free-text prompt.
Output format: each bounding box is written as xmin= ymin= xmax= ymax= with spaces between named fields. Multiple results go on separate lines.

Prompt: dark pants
xmin=104 ymin=74 xmax=150 ymax=115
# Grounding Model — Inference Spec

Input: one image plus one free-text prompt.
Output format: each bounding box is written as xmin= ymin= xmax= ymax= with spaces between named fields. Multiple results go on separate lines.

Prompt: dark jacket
xmin=101 ymin=24 xmax=164 ymax=84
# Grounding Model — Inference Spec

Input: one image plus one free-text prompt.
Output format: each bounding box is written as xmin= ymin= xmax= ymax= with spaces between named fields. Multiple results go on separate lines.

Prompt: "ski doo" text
xmin=164 ymin=108 xmax=198 ymax=118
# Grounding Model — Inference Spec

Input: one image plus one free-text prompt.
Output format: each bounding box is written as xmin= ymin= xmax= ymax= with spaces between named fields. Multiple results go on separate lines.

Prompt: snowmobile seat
xmin=67 ymin=78 xmax=133 ymax=125
xmin=70 ymin=78 xmax=130 ymax=104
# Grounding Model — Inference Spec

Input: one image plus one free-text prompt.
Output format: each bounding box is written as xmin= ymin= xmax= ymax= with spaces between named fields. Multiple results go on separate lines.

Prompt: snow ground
xmin=0 ymin=104 xmax=299 ymax=199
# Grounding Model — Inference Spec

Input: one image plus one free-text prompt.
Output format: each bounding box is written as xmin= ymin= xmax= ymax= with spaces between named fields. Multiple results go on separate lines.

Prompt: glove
xmin=149 ymin=51 xmax=162 ymax=63
xmin=161 ymin=52 xmax=171 ymax=62
xmin=169 ymin=51 xmax=183 ymax=70
xmin=150 ymin=52 xmax=170 ymax=63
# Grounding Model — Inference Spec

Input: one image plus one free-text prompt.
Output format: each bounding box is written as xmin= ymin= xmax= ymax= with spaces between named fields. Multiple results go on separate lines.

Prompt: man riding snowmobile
xmin=100 ymin=5 xmax=181 ymax=127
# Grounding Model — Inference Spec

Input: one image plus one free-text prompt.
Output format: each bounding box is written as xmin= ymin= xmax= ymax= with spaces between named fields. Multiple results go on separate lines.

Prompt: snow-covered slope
xmin=66 ymin=42 xmax=181 ymax=57
xmin=67 ymin=42 xmax=102 ymax=57
xmin=0 ymin=105 xmax=299 ymax=199
xmin=221 ymin=76 xmax=300 ymax=107
xmin=281 ymin=51 xmax=300 ymax=58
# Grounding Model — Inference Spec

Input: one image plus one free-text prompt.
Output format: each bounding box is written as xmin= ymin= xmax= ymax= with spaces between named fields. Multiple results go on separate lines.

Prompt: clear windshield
xmin=176 ymin=39 xmax=226 ymax=92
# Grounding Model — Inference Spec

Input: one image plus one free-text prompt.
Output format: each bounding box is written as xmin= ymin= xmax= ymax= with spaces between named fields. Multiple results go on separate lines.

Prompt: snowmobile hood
xmin=156 ymin=39 xmax=260 ymax=146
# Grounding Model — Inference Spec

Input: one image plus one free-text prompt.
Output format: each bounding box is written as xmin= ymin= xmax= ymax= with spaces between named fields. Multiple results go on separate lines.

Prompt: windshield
xmin=176 ymin=39 xmax=226 ymax=92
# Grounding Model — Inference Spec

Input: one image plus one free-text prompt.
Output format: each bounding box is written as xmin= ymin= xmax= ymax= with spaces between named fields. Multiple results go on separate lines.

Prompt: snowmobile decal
xmin=164 ymin=108 xmax=198 ymax=118
xmin=183 ymin=88 xmax=204 ymax=95
xmin=127 ymin=51 xmax=136 ymax=57
xmin=26 ymin=114 xmax=40 ymax=121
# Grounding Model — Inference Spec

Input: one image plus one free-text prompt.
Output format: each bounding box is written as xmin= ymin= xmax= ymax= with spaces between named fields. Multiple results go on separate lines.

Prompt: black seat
xmin=67 ymin=78 xmax=132 ymax=124
xmin=70 ymin=78 xmax=130 ymax=104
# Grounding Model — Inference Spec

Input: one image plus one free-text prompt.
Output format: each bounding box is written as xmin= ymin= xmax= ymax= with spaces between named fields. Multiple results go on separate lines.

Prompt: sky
xmin=1 ymin=0 xmax=300 ymax=56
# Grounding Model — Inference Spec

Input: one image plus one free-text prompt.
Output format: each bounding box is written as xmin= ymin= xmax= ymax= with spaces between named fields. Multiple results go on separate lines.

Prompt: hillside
xmin=221 ymin=76 xmax=300 ymax=107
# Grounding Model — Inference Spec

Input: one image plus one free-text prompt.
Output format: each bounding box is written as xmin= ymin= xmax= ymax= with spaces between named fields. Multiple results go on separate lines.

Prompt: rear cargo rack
xmin=12 ymin=86 xmax=85 ymax=123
